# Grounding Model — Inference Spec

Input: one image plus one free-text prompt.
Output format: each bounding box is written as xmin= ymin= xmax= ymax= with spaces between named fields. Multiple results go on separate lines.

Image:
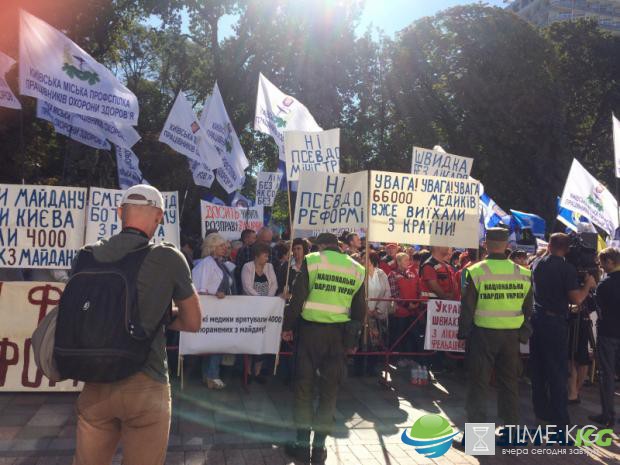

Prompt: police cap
xmin=486 ymin=227 xmax=509 ymax=242
xmin=315 ymin=233 xmax=339 ymax=246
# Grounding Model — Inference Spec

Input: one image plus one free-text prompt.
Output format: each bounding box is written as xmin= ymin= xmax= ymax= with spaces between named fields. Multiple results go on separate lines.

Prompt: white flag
xmin=71 ymin=113 xmax=140 ymax=148
xmin=37 ymin=99 xmax=110 ymax=150
xmin=0 ymin=51 xmax=21 ymax=109
xmin=560 ymin=159 xmax=619 ymax=237
xmin=254 ymin=73 xmax=321 ymax=161
xmin=613 ymin=113 xmax=620 ymax=179
xmin=200 ymin=83 xmax=248 ymax=193
xmin=189 ymin=159 xmax=215 ymax=188
xmin=115 ymin=145 xmax=147 ymax=189
xmin=19 ymin=10 xmax=138 ymax=125
xmin=159 ymin=91 xmax=222 ymax=168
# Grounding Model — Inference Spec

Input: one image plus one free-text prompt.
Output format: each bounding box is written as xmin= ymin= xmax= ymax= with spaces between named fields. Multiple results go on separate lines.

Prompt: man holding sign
xmin=457 ymin=228 xmax=533 ymax=434
xmin=282 ymin=233 xmax=365 ymax=464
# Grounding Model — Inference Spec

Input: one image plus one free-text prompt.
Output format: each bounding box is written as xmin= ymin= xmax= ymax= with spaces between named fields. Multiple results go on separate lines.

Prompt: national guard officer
xmin=457 ymin=228 xmax=533 ymax=428
xmin=282 ymin=233 xmax=366 ymax=464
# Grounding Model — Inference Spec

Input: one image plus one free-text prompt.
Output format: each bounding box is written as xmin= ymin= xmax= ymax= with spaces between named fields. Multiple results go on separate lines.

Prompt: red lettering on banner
xmin=21 ymin=338 xmax=43 ymax=388
xmin=28 ymin=284 xmax=62 ymax=323
xmin=0 ymin=338 xmax=19 ymax=386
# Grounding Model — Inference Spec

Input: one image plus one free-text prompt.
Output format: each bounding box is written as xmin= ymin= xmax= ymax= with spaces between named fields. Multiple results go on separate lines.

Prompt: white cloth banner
xmin=159 ymin=91 xmax=222 ymax=168
xmin=85 ymin=187 xmax=180 ymax=247
xmin=255 ymin=172 xmax=283 ymax=206
xmin=424 ymin=300 xmax=465 ymax=353
xmin=367 ymin=171 xmax=480 ymax=248
xmin=560 ymin=159 xmax=619 ymax=237
xmin=294 ymin=171 xmax=367 ymax=231
xmin=254 ymin=73 xmax=321 ymax=161
xmin=37 ymin=100 xmax=110 ymax=150
xmin=200 ymin=83 xmax=249 ymax=193
xmin=0 ymin=184 xmax=87 ymax=269
xmin=284 ymin=129 xmax=340 ymax=181
xmin=19 ymin=10 xmax=138 ymax=125
xmin=200 ymin=201 xmax=264 ymax=240
xmin=0 ymin=281 xmax=82 ymax=391
xmin=0 ymin=52 xmax=21 ymax=110
xmin=613 ymin=114 xmax=620 ymax=179
xmin=71 ymin=113 xmax=140 ymax=149
xmin=115 ymin=145 xmax=146 ymax=189
xmin=179 ymin=295 xmax=285 ymax=355
xmin=189 ymin=159 xmax=215 ymax=189
xmin=411 ymin=146 xmax=473 ymax=179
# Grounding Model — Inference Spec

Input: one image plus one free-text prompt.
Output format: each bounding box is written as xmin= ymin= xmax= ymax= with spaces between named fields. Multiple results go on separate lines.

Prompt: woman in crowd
xmin=289 ymin=238 xmax=310 ymax=289
xmin=366 ymin=252 xmax=391 ymax=351
xmin=388 ymin=252 xmax=420 ymax=366
xmin=241 ymin=242 xmax=279 ymax=383
xmin=191 ymin=233 xmax=237 ymax=390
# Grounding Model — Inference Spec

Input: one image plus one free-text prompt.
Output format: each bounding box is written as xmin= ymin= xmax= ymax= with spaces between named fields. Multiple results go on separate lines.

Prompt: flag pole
xmin=19 ymin=102 xmax=25 ymax=184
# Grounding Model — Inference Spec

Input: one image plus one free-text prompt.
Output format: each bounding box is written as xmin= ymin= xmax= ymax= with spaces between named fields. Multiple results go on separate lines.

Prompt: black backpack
xmin=54 ymin=244 xmax=163 ymax=383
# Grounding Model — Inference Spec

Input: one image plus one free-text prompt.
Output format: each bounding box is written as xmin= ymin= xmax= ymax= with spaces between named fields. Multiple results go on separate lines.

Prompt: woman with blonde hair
xmin=192 ymin=232 xmax=237 ymax=389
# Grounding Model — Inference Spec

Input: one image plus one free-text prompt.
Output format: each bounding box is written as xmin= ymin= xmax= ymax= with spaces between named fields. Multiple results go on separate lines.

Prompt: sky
xmin=149 ymin=1 xmax=509 ymax=39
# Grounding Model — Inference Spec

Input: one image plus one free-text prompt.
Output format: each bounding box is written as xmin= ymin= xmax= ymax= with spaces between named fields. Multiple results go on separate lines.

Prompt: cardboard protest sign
xmin=200 ymin=201 xmax=264 ymax=240
xmin=424 ymin=300 xmax=465 ymax=352
xmin=367 ymin=171 xmax=480 ymax=248
xmin=255 ymin=172 xmax=283 ymax=207
xmin=179 ymin=295 xmax=285 ymax=355
xmin=284 ymin=129 xmax=340 ymax=181
xmin=411 ymin=146 xmax=473 ymax=179
xmin=84 ymin=187 xmax=180 ymax=247
xmin=0 ymin=281 xmax=82 ymax=391
xmin=294 ymin=171 xmax=367 ymax=231
xmin=0 ymin=184 xmax=87 ymax=269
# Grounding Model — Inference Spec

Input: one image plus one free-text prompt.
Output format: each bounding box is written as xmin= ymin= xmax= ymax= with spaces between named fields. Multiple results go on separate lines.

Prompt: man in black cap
xmin=282 ymin=233 xmax=366 ymax=464
xmin=457 ymin=228 xmax=533 ymax=433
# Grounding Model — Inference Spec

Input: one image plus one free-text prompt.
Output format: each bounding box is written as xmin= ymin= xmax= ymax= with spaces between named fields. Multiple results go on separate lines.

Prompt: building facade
xmin=508 ymin=0 xmax=620 ymax=33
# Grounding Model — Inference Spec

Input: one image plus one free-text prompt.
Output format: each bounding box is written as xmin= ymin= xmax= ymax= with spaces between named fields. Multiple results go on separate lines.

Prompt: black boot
xmin=284 ymin=443 xmax=311 ymax=464
xmin=310 ymin=446 xmax=327 ymax=464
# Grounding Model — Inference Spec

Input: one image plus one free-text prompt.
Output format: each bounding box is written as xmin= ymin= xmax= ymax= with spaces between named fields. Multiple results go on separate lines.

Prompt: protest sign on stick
xmin=85 ymin=187 xmax=180 ymax=247
xmin=256 ymin=172 xmax=283 ymax=207
xmin=424 ymin=300 xmax=465 ymax=353
xmin=284 ymin=129 xmax=340 ymax=181
xmin=293 ymin=171 xmax=367 ymax=232
xmin=0 ymin=184 xmax=87 ymax=269
xmin=0 ymin=281 xmax=82 ymax=392
xmin=200 ymin=201 xmax=264 ymax=240
xmin=411 ymin=146 xmax=473 ymax=179
xmin=179 ymin=295 xmax=285 ymax=355
xmin=367 ymin=171 xmax=480 ymax=248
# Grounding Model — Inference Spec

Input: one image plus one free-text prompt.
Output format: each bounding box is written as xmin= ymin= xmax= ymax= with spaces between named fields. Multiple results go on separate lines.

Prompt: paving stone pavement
xmin=1 ymin=363 xmax=619 ymax=465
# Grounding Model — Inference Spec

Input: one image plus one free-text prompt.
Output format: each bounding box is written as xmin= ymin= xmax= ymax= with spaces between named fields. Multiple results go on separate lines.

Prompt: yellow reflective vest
xmin=302 ymin=251 xmax=365 ymax=324
xmin=467 ymin=259 xmax=531 ymax=330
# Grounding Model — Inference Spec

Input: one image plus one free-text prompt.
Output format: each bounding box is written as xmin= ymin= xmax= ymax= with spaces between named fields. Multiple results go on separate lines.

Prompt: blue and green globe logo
xmin=401 ymin=414 xmax=459 ymax=458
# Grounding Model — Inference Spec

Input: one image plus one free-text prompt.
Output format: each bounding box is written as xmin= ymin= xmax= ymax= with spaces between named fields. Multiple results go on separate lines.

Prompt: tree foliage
xmin=0 ymin=2 xmax=619 ymax=234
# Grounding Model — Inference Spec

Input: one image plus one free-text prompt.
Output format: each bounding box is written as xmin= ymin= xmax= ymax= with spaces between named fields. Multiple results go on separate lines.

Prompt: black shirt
xmin=595 ymin=270 xmax=620 ymax=339
xmin=532 ymin=254 xmax=579 ymax=316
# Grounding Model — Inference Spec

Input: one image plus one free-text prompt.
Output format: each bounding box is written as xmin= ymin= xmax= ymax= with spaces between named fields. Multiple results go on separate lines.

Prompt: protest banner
xmin=0 ymin=281 xmax=82 ymax=392
xmin=19 ymin=10 xmax=138 ymax=126
xmin=0 ymin=52 xmax=21 ymax=110
xmin=560 ymin=159 xmax=618 ymax=237
xmin=255 ymin=172 xmax=283 ymax=207
xmin=284 ymin=129 xmax=340 ymax=181
xmin=411 ymin=146 xmax=473 ymax=179
xmin=200 ymin=201 xmax=264 ymax=240
xmin=85 ymin=187 xmax=180 ymax=247
xmin=368 ymin=171 xmax=480 ymax=248
xmin=0 ymin=184 xmax=87 ymax=269
xmin=179 ymin=295 xmax=285 ymax=355
xmin=424 ymin=300 xmax=465 ymax=353
xmin=293 ymin=171 xmax=367 ymax=231
xmin=254 ymin=73 xmax=322 ymax=161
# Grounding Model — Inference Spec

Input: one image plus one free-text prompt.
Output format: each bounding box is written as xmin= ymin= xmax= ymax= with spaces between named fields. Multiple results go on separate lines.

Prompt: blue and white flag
xmin=229 ymin=191 xmax=253 ymax=208
xmin=0 ymin=51 xmax=21 ymax=110
xmin=202 ymin=193 xmax=225 ymax=206
xmin=510 ymin=210 xmax=546 ymax=238
xmin=556 ymin=197 xmax=595 ymax=233
xmin=188 ymin=159 xmax=215 ymax=189
xmin=480 ymin=193 xmax=507 ymax=228
xmin=19 ymin=10 xmax=138 ymax=125
xmin=115 ymin=145 xmax=147 ymax=189
xmin=200 ymin=83 xmax=249 ymax=193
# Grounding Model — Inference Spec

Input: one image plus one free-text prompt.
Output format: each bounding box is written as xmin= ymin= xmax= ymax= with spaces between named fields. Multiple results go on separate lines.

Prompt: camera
xmin=565 ymin=232 xmax=599 ymax=278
